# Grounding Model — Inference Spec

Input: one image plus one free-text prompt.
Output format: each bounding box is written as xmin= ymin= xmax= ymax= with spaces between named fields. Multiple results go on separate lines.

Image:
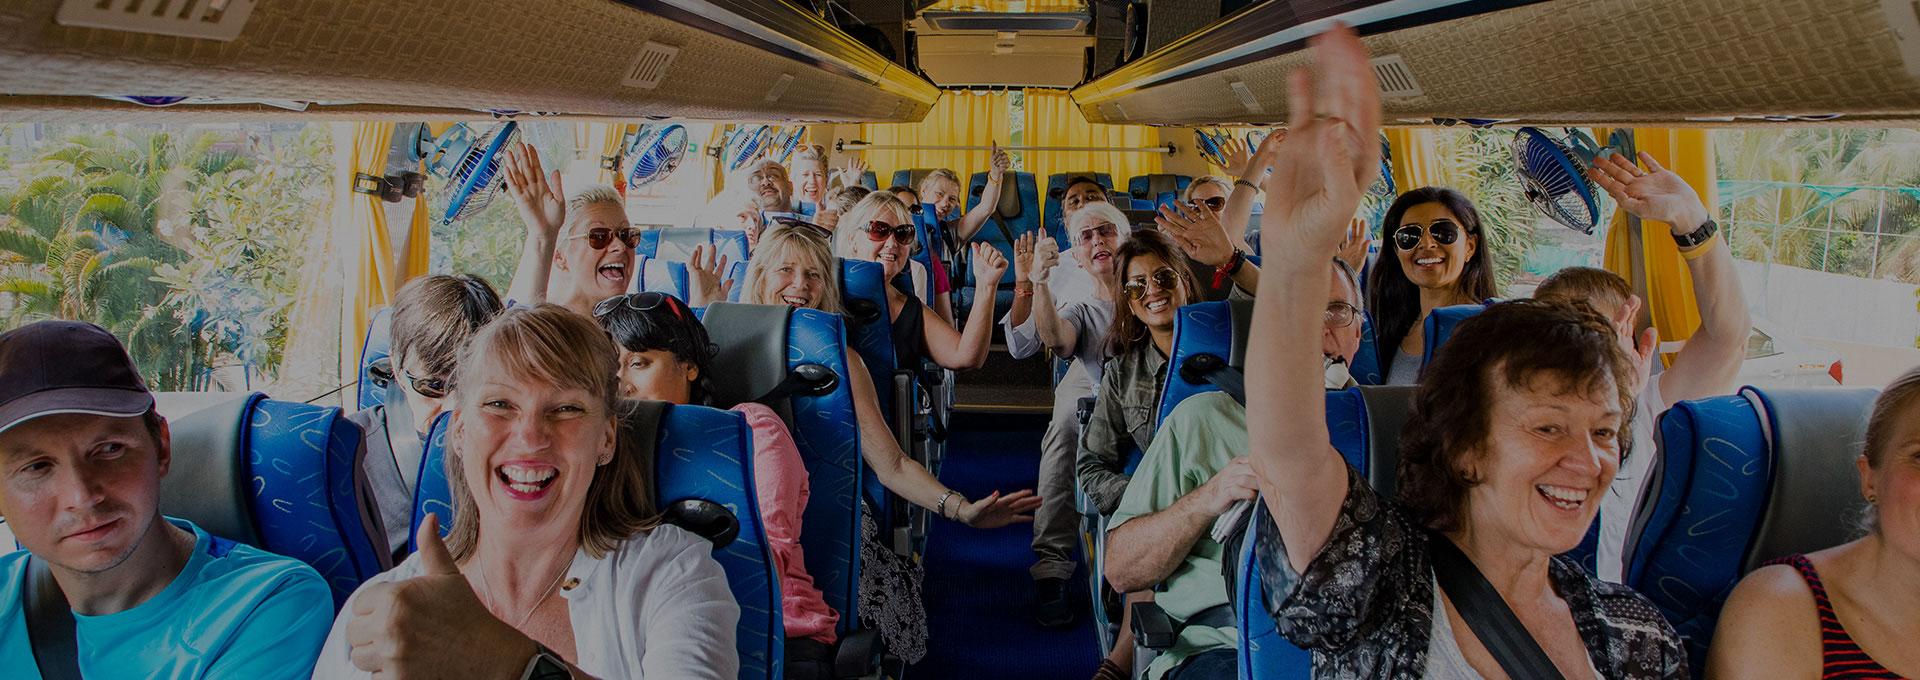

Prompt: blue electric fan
xmin=627 ymin=124 xmax=690 ymax=189
xmin=1194 ymin=128 xmax=1233 ymax=168
xmin=723 ymin=124 xmax=773 ymax=172
xmin=427 ymin=121 xmax=521 ymax=225
xmin=1511 ymin=127 xmax=1630 ymax=235
xmin=768 ymin=126 xmax=806 ymax=165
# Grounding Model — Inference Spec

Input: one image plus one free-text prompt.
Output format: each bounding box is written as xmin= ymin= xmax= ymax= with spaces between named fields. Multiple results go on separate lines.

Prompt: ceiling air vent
xmin=56 ymin=0 xmax=259 ymax=41
xmin=622 ymin=42 xmax=681 ymax=90
xmin=1371 ymin=54 xmax=1424 ymax=99
xmin=1228 ymin=79 xmax=1264 ymax=115
xmin=764 ymin=74 xmax=795 ymax=103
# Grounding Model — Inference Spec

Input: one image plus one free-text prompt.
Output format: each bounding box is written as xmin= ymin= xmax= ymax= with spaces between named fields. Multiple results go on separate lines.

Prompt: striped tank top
xmin=1775 ymin=554 xmax=1911 ymax=679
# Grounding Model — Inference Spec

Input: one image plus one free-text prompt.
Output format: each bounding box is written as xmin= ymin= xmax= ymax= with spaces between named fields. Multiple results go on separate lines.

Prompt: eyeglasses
xmin=1076 ymin=223 xmax=1118 ymax=245
xmin=1191 ymin=197 xmax=1227 ymax=212
xmin=593 ymin=291 xmax=684 ymax=320
xmin=1122 ymin=267 xmax=1181 ymax=301
xmin=1325 ymin=301 xmax=1359 ymax=329
xmin=1392 ymin=219 xmax=1461 ymax=251
xmin=865 ymin=221 xmax=916 ymax=245
xmin=403 ymin=370 xmax=449 ymax=400
xmin=570 ymin=226 xmax=642 ymax=251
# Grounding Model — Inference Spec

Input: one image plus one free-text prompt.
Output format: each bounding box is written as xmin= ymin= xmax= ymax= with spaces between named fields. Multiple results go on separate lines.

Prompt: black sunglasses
xmin=1392 ymin=219 xmax=1461 ymax=251
xmin=594 ymin=291 xmax=684 ymax=319
xmin=1122 ymin=267 xmax=1181 ymax=301
xmin=865 ymin=220 xmax=915 ymax=245
xmin=1190 ymin=197 xmax=1226 ymax=212
xmin=573 ymin=226 xmax=642 ymax=251
xmin=403 ymin=370 xmax=449 ymax=400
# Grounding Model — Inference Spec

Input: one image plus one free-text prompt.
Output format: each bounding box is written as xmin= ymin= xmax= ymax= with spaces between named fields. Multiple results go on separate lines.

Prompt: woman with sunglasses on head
xmin=1076 ymin=229 xmax=1204 ymax=680
xmin=835 ymin=192 xmax=1008 ymax=372
xmin=593 ymin=291 xmax=843 ymax=680
xmin=1367 ymin=186 xmax=1497 ymax=385
xmin=349 ymin=274 xmax=504 ymax=562
xmin=500 ymin=143 xmax=639 ymax=318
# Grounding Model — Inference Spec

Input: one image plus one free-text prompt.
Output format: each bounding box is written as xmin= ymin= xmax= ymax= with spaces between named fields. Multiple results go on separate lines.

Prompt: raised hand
xmin=1157 ymin=201 xmax=1236 ymax=267
xmin=687 ymin=243 xmax=733 ymax=307
xmin=1337 ymin=216 xmax=1372 ymax=271
xmin=971 ymin=241 xmax=1010 ymax=285
xmin=956 ymin=489 xmax=1044 ymax=529
xmin=345 ymin=515 xmax=536 ymax=678
xmin=1030 ymin=232 xmax=1061 ymax=284
xmin=989 ymin=142 xmax=1012 ymax=182
xmin=1257 ymin=25 xmax=1381 ymax=261
xmin=502 ymin=142 xmax=567 ymax=242
xmin=1011 ymin=231 xmax=1036 ymax=284
xmin=837 ymin=156 xmax=869 ymax=188
xmin=1588 ymin=151 xmax=1713 ymax=234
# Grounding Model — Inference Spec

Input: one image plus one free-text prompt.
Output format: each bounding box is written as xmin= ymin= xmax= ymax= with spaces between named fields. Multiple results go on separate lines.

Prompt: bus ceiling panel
xmin=0 ymin=0 xmax=940 ymax=123
xmin=917 ymin=34 xmax=1093 ymax=88
xmin=1071 ymin=0 xmax=1920 ymax=126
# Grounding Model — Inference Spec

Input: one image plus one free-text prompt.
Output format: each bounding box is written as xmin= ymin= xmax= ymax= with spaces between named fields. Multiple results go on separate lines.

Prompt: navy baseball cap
xmin=0 ymin=320 xmax=154 ymax=435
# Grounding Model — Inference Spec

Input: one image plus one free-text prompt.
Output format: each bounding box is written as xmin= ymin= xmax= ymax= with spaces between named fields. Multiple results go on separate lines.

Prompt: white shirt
xmin=311 ymin=524 xmax=740 ymax=679
xmin=1598 ymin=380 xmax=1667 ymax=583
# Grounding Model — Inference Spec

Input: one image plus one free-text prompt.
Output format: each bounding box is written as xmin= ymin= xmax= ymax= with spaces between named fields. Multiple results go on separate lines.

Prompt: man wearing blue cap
xmin=0 ymin=320 xmax=332 ymax=679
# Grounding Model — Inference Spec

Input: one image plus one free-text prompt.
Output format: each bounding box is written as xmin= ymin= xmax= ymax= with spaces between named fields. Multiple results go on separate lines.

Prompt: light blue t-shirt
xmin=0 ymin=517 xmax=334 ymax=679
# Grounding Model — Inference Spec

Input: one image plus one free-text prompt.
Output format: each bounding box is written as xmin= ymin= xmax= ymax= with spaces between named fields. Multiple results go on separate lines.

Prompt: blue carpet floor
xmin=914 ymin=412 xmax=1100 ymax=679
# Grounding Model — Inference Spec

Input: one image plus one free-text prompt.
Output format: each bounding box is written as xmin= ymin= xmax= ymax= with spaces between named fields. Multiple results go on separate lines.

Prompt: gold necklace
xmin=474 ymin=561 xmax=570 ymax=628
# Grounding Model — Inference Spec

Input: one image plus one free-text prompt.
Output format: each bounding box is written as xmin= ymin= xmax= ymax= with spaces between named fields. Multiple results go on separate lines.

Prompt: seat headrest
xmin=159 ymin=392 xmax=266 ymax=546
xmin=701 ymin=303 xmax=796 ymax=421
xmin=971 ymin=172 xmax=1026 ymax=220
xmin=1742 ymin=386 xmax=1880 ymax=572
xmin=1355 ymin=385 xmax=1418 ymax=497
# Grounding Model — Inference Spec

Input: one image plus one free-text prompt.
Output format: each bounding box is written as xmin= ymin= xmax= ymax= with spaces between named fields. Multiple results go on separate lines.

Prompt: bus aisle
xmin=923 ymin=410 xmax=1098 ymax=679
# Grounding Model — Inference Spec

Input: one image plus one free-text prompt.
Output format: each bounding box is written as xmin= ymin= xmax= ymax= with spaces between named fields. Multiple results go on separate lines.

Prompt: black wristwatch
xmin=521 ymin=645 xmax=574 ymax=680
xmin=1671 ymin=218 xmax=1718 ymax=249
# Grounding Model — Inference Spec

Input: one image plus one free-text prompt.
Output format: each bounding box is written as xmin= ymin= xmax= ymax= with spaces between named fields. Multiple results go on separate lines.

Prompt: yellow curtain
xmin=860 ymin=91 xmax=1013 ymax=188
xmin=337 ymin=122 xmax=399 ymax=381
xmin=1602 ymin=128 xmax=1711 ymax=364
xmin=1385 ymin=128 xmax=1447 ymax=191
xmin=1022 ymin=89 xmax=1163 ymax=207
xmin=596 ymin=122 xmax=636 ymax=190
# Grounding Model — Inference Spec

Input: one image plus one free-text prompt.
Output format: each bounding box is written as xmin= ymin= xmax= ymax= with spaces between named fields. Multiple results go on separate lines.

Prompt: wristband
xmin=1015 ymin=287 xmax=1035 ymax=299
xmin=1678 ymin=233 xmax=1720 ymax=261
xmin=1211 ymin=249 xmax=1246 ymax=289
xmin=1234 ymin=178 xmax=1259 ymax=191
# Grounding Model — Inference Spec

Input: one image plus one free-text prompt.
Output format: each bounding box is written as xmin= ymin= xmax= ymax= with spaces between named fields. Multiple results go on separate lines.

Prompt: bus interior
xmin=1 ymin=0 xmax=1918 ymax=678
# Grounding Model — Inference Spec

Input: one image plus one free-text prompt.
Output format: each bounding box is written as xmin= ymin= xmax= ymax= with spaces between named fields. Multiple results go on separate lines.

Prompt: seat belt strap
xmin=24 ymin=557 xmax=83 ymax=680
xmin=1429 ymin=533 xmax=1567 ymax=680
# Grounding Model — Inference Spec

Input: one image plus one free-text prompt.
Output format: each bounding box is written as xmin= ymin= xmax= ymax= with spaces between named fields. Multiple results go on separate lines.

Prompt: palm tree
xmin=1715 ymin=128 xmax=1920 ymax=282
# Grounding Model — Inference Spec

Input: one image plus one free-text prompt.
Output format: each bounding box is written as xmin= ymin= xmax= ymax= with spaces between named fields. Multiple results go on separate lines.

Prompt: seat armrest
xmin=833 ymin=628 xmax=881 ymax=678
xmin=1131 ymin=600 xmax=1178 ymax=650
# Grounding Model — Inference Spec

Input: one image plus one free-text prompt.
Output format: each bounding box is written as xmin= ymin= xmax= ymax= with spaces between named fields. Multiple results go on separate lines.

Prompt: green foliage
xmin=1426 ymin=128 xmax=1540 ymax=292
xmin=1715 ymin=128 xmax=1920 ymax=283
xmin=0 ymin=124 xmax=332 ymax=390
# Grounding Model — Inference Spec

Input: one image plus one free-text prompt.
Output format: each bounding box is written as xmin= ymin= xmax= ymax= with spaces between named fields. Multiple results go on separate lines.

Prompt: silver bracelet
xmin=936 ymin=490 xmax=956 ymax=519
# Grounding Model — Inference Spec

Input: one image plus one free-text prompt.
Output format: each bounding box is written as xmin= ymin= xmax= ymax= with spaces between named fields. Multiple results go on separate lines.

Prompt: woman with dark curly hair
xmin=1242 ymin=26 xmax=1684 ymax=679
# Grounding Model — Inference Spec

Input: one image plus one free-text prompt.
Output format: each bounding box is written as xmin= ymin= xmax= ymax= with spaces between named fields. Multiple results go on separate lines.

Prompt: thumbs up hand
xmin=344 ymin=514 xmax=541 ymax=678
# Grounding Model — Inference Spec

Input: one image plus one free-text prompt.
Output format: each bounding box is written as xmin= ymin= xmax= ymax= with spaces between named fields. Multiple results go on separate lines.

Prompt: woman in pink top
xmin=592 ymin=291 xmax=841 ymax=679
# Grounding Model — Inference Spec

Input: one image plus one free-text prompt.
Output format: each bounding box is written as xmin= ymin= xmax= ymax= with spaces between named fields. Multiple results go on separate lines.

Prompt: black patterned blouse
xmin=1252 ymin=466 xmax=1688 ymax=679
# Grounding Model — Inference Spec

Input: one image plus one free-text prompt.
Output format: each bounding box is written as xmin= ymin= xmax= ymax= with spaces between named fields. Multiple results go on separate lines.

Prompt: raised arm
xmin=1004 ymin=232 xmax=1037 ymax=328
xmin=951 ymin=143 xmax=1012 ymax=243
xmin=502 ymin=142 xmax=567 ymax=306
xmin=1246 ymin=26 xmax=1381 ymax=574
xmin=844 ymin=351 xmax=1040 ymax=527
xmin=1028 ymin=235 xmax=1081 ymax=356
xmin=1158 ymin=202 xmax=1260 ymax=295
xmin=1222 ymin=132 xmax=1284 ymax=238
xmin=1589 ymin=151 xmax=1750 ymax=406
xmin=921 ymin=243 xmax=1007 ymax=370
